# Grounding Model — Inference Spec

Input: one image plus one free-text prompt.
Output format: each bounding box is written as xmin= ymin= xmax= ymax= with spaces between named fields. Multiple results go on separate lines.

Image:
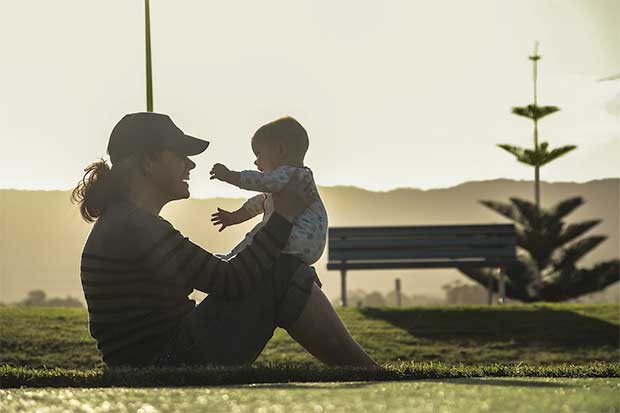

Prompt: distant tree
xmin=458 ymin=196 xmax=620 ymax=302
xmin=20 ymin=290 xmax=47 ymax=306
xmin=442 ymin=281 xmax=488 ymax=305
xmin=407 ymin=294 xmax=445 ymax=306
xmin=363 ymin=291 xmax=387 ymax=307
xmin=18 ymin=290 xmax=83 ymax=308
xmin=46 ymin=296 xmax=83 ymax=308
xmin=333 ymin=289 xmax=445 ymax=307
xmin=384 ymin=290 xmax=444 ymax=306
xmin=385 ymin=290 xmax=414 ymax=306
xmin=498 ymin=42 xmax=576 ymax=209
xmin=331 ymin=289 xmax=370 ymax=308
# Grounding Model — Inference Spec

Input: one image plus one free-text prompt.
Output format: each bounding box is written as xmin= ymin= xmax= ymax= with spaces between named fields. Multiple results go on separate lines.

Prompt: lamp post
xmin=145 ymin=0 xmax=153 ymax=112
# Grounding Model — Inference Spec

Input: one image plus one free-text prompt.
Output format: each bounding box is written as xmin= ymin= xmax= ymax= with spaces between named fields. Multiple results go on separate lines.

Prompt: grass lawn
xmin=2 ymin=378 xmax=619 ymax=413
xmin=1 ymin=304 xmax=618 ymax=369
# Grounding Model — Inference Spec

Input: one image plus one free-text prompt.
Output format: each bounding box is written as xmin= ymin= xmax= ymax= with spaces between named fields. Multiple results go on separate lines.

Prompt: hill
xmin=0 ymin=178 xmax=618 ymax=303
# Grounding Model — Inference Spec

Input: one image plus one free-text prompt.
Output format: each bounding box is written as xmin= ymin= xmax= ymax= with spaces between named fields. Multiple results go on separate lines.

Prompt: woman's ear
xmin=277 ymin=142 xmax=287 ymax=157
xmin=139 ymin=154 xmax=155 ymax=176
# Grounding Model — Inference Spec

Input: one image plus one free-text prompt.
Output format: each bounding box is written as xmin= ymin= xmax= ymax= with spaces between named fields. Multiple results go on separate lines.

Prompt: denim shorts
xmin=155 ymin=254 xmax=321 ymax=366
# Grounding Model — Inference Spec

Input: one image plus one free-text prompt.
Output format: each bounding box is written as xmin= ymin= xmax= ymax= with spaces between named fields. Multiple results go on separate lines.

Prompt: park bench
xmin=327 ymin=224 xmax=517 ymax=306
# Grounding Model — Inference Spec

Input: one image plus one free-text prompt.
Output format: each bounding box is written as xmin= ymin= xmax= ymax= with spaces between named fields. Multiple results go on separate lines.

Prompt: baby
xmin=210 ymin=116 xmax=328 ymax=266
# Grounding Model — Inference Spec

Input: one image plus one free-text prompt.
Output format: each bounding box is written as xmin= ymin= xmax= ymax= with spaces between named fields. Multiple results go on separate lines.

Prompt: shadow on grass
xmin=438 ymin=378 xmax=577 ymax=388
xmin=243 ymin=379 xmax=574 ymax=389
xmin=359 ymin=307 xmax=619 ymax=348
xmin=237 ymin=382 xmax=375 ymax=390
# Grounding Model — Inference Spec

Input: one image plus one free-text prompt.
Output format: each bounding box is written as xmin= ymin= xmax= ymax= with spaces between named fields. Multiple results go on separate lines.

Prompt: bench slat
xmin=329 ymin=247 xmax=515 ymax=261
xmin=330 ymin=236 xmax=517 ymax=250
xmin=329 ymin=224 xmax=515 ymax=239
xmin=327 ymin=259 xmax=511 ymax=270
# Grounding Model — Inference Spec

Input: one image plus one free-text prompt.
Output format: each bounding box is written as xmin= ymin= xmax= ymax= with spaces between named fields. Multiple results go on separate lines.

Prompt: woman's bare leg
xmin=286 ymin=283 xmax=379 ymax=367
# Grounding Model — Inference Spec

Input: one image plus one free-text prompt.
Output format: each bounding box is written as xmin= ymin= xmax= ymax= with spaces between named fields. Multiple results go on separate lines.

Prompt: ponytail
xmin=72 ymin=150 xmax=163 ymax=222
xmin=71 ymin=159 xmax=122 ymax=223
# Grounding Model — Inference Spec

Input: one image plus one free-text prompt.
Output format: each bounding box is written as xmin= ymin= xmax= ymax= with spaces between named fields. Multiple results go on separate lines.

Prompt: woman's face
xmin=147 ymin=149 xmax=196 ymax=201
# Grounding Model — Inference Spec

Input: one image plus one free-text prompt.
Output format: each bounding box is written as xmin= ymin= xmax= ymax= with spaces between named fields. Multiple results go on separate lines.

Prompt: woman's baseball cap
xmin=107 ymin=112 xmax=210 ymax=164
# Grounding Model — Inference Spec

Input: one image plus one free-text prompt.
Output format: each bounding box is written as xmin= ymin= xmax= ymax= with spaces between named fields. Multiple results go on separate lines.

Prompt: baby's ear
xmin=277 ymin=142 xmax=287 ymax=156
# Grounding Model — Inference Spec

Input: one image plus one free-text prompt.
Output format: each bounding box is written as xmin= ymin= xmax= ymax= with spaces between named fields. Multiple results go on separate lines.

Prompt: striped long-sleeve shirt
xmin=80 ymin=201 xmax=292 ymax=366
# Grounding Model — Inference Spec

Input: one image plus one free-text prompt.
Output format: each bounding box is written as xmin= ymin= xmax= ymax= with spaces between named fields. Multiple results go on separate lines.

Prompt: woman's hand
xmin=272 ymin=170 xmax=316 ymax=222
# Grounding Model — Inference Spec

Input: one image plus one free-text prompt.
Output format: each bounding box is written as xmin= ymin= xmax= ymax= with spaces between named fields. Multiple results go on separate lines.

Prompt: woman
xmin=72 ymin=112 xmax=377 ymax=368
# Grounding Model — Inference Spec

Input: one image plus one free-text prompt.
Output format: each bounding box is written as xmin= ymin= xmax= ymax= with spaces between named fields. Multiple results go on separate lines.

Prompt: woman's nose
xmin=187 ymin=157 xmax=196 ymax=170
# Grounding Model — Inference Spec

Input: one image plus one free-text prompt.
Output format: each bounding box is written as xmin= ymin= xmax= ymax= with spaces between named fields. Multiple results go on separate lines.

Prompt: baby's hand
xmin=210 ymin=163 xmax=230 ymax=182
xmin=211 ymin=208 xmax=237 ymax=232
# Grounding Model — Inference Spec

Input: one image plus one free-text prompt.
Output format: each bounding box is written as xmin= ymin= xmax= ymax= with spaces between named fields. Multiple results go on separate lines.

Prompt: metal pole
xmin=498 ymin=267 xmax=506 ymax=304
xmin=487 ymin=274 xmax=493 ymax=305
xmin=340 ymin=269 xmax=347 ymax=307
xmin=145 ymin=0 xmax=154 ymax=112
xmin=395 ymin=278 xmax=402 ymax=307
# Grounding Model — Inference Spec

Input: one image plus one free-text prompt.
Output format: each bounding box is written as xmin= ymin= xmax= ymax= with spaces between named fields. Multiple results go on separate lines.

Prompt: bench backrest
xmin=327 ymin=224 xmax=517 ymax=270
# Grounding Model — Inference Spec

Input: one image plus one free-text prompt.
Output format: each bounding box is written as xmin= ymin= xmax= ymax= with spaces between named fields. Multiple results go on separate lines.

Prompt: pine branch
xmin=550 ymin=197 xmax=584 ymax=221
xmin=511 ymin=104 xmax=560 ymax=121
xmin=539 ymin=259 xmax=619 ymax=301
xmin=478 ymin=200 xmax=526 ymax=226
xmin=538 ymin=144 xmax=577 ymax=166
xmin=497 ymin=144 xmax=532 ymax=165
xmin=555 ymin=220 xmax=601 ymax=247
xmin=509 ymin=198 xmax=541 ymax=228
xmin=553 ymin=236 xmax=608 ymax=270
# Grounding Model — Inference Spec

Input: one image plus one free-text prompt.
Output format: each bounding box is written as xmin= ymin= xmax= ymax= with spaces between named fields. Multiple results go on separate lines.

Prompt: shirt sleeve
xmin=240 ymin=194 xmax=266 ymax=218
xmin=238 ymin=166 xmax=294 ymax=193
xmin=127 ymin=208 xmax=292 ymax=299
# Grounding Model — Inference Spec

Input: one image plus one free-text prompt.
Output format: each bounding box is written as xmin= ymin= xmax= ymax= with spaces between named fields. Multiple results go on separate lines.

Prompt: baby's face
xmin=252 ymin=141 xmax=280 ymax=172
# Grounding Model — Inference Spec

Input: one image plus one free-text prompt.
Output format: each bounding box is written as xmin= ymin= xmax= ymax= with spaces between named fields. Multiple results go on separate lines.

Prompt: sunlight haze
xmin=1 ymin=0 xmax=618 ymax=198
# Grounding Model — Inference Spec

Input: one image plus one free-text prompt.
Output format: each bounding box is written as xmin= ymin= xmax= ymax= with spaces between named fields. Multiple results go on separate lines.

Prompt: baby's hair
xmin=252 ymin=116 xmax=309 ymax=161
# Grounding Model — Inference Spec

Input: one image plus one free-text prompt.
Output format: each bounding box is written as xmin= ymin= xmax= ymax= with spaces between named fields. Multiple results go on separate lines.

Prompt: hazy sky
xmin=1 ymin=0 xmax=618 ymax=198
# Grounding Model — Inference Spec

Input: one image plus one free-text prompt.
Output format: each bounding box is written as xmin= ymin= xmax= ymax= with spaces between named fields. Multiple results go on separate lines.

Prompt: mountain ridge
xmin=1 ymin=178 xmax=618 ymax=303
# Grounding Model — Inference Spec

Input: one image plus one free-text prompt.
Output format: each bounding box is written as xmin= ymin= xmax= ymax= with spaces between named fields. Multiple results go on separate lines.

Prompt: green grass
xmin=2 ymin=378 xmax=619 ymax=413
xmin=2 ymin=304 xmax=618 ymax=369
xmin=1 ymin=363 xmax=619 ymax=388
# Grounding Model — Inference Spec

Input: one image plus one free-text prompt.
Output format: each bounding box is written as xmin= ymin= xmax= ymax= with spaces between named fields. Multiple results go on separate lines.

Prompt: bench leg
xmin=341 ymin=269 xmax=347 ymax=307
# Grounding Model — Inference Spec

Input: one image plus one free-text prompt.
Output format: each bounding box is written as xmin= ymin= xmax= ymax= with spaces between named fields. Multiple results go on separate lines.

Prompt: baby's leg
xmin=284 ymin=225 xmax=326 ymax=267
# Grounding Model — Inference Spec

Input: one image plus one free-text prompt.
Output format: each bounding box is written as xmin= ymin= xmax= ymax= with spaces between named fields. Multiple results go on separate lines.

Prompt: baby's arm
xmin=211 ymin=164 xmax=311 ymax=194
xmin=240 ymin=193 xmax=266 ymax=217
xmin=238 ymin=166 xmax=307 ymax=193
xmin=211 ymin=194 xmax=265 ymax=232
xmin=210 ymin=163 xmax=241 ymax=186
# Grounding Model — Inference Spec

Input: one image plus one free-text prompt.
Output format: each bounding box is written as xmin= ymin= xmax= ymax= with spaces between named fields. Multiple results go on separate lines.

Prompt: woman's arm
xmin=130 ymin=170 xmax=314 ymax=299
xmin=131 ymin=210 xmax=292 ymax=299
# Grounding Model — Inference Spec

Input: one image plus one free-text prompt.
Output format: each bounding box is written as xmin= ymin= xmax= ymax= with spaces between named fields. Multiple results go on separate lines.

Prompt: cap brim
xmin=178 ymin=134 xmax=210 ymax=156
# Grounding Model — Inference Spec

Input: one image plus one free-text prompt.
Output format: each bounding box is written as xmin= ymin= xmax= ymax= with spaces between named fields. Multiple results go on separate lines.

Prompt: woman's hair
xmin=71 ymin=147 xmax=163 ymax=222
xmin=71 ymin=159 xmax=124 ymax=223
xmin=71 ymin=150 xmax=162 ymax=223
